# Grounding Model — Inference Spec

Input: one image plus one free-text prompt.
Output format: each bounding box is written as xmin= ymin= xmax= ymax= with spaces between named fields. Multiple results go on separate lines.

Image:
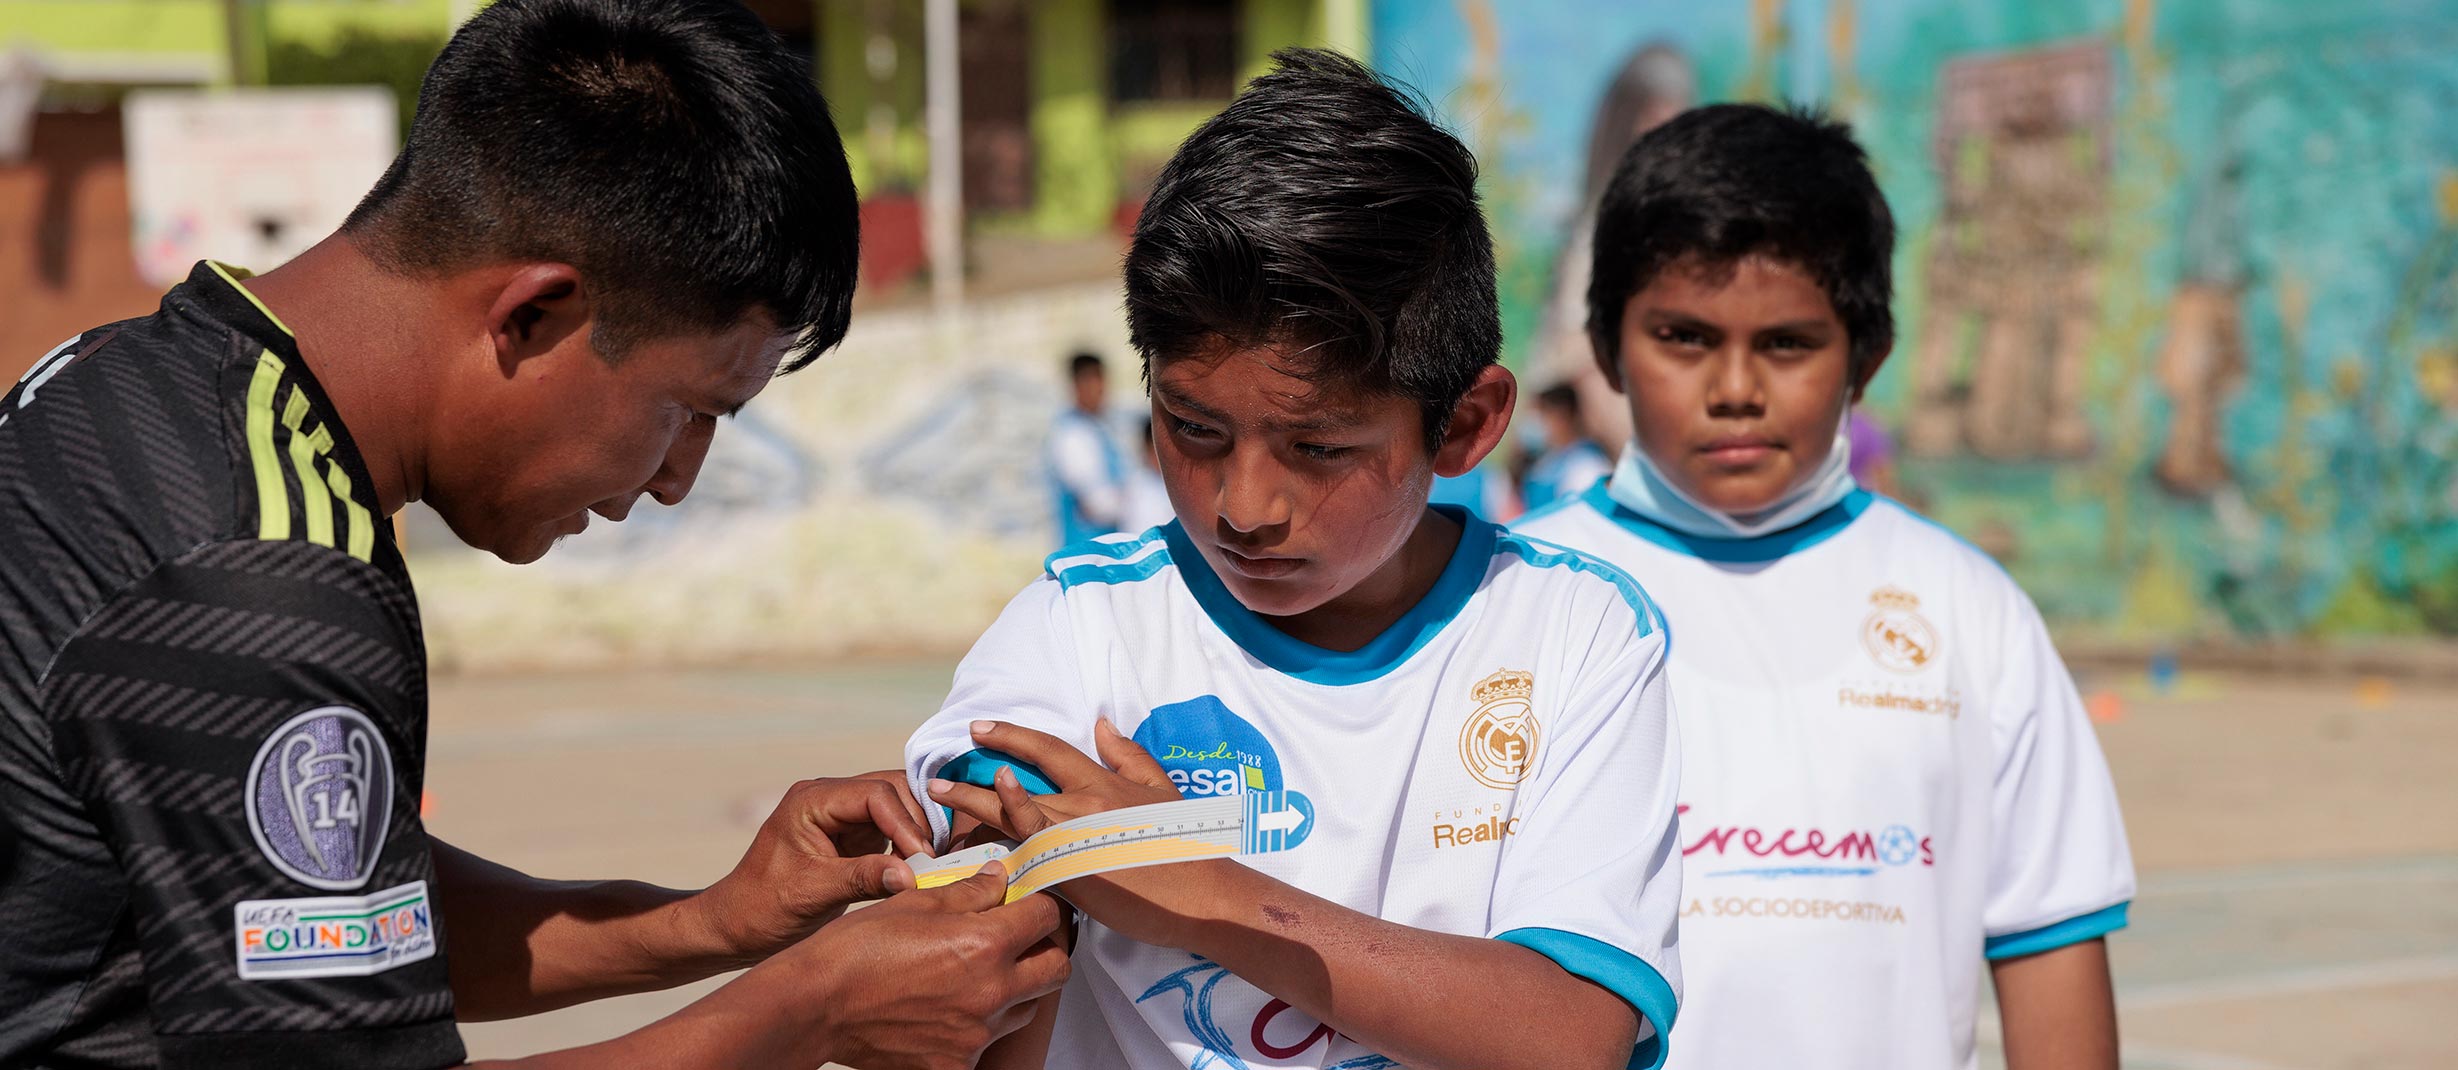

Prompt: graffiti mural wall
xmin=1375 ymin=0 xmax=2458 ymax=640
xmin=406 ymin=284 xmax=1132 ymax=671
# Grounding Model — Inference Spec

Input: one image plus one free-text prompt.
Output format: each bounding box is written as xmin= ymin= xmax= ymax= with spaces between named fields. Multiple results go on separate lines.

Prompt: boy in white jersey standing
xmin=905 ymin=50 xmax=1684 ymax=1070
xmin=1516 ymin=104 xmax=2134 ymax=1069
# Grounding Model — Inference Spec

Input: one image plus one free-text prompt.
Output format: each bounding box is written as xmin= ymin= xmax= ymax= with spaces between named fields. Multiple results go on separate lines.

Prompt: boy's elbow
xmin=1550 ymin=1000 xmax=1641 ymax=1070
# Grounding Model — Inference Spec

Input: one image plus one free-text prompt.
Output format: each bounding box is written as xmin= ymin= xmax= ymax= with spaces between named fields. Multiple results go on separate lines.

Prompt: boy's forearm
xmin=1148 ymin=861 xmax=1639 ymax=1070
xmin=1991 ymin=938 xmax=2119 ymax=1070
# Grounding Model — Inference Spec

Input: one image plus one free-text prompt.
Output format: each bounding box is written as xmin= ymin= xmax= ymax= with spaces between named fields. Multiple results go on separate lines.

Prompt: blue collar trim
xmin=1163 ymin=507 xmax=1494 ymax=686
xmin=1583 ymin=479 xmax=1874 ymax=563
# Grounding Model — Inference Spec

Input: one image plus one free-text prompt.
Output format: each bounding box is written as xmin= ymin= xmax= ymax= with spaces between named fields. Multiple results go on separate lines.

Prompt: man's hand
xmin=685 ymin=772 xmax=935 ymax=965
xmin=476 ymin=862 xmax=1073 ymax=1070
xmin=926 ymin=720 xmax=1210 ymax=945
xmin=796 ymin=861 xmax=1073 ymax=1069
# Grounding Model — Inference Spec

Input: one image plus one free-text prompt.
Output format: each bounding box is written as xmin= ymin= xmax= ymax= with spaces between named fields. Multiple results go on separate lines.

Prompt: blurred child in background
xmin=1049 ymin=351 xmax=1128 ymax=547
xmin=1521 ymin=381 xmax=1615 ymax=510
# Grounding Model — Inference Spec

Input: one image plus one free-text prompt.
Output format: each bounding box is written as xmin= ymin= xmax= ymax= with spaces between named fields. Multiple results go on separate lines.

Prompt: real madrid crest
xmin=1459 ymin=669 xmax=1540 ymax=789
xmin=1862 ymin=586 xmax=1939 ymax=673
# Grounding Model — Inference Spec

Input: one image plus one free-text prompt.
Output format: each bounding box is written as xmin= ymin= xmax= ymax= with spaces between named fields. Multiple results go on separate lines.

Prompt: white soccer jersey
xmin=906 ymin=510 xmax=1684 ymax=1070
xmin=1516 ymin=481 xmax=2135 ymax=1070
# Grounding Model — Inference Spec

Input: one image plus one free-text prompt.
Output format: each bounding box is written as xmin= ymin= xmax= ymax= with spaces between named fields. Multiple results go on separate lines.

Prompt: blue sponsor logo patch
xmin=1136 ymin=695 xmax=1312 ymax=850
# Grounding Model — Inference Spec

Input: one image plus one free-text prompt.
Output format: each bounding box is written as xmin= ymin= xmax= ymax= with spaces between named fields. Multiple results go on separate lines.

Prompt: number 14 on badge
xmin=910 ymin=791 xmax=1314 ymax=903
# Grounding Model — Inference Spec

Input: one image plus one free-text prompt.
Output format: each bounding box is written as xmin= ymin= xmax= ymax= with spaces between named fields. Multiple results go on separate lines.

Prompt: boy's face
xmin=1150 ymin=344 xmax=1489 ymax=620
xmin=1605 ymin=254 xmax=1853 ymax=514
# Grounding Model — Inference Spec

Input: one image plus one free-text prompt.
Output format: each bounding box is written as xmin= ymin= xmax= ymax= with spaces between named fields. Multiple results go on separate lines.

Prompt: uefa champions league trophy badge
xmin=246 ymin=706 xmax=396 ymax=890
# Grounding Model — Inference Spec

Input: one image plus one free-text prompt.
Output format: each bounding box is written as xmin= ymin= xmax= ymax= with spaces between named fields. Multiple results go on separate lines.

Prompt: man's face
xmin=427 ymin=314 xmax=792 ymax=564
xmin=1152 ymin=344 xmax=1436 ymax=619
xmin=1610 ymin=254 xmax=1852 ymax=514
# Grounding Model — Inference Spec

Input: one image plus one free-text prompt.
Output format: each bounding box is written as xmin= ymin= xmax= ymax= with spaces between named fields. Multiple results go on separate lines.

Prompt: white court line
xmin=2118 ymin=953 xmax=2458 ymax=1011
xmin=2137 ymin=856 xmax=2458 ymax=898
xmin=2118 ymin=1043 xmax=2300 ymax=1070
xmin=1981 ymin=1017 xmax=2303 ymax=1070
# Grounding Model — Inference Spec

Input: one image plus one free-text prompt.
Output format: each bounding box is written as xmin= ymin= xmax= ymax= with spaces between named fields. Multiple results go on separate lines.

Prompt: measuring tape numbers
xmin=909 ymin=790 xmax=1316 ymax=903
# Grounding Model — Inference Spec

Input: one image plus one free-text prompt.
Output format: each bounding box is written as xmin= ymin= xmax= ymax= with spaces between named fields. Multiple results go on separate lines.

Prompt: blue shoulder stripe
xmin=1051 ymin=547 xmax=1175 ymax=590
xmin=1042 ymin=526 xmax=1169 ymax=573
xmin=1984 ymin=901 xmax=2130 ymax=960
xmin=1494 ymin=531 xmax=1666 ymax=638
xmin=1495 ymin=928 xmax=1677 ymax=1070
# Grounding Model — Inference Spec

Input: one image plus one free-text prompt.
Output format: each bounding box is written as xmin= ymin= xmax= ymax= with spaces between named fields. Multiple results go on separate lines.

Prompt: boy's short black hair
xmin=1070 ymin=351 xmax=1105 ymax=378
xmin=1124 ymin=48 xmax=1499 ymax=452
xmin=1588 ymin=103 xmax=1895 ymax=388
xmin=343 ymin=0 xmax=858 ymax=371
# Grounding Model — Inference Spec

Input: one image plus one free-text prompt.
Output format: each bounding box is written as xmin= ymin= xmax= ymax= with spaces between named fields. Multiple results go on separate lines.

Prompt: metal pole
xmin=923 ymin=0 xmax=963 ymax=318
xmin=221 ymin=0 xmax=253 ymax=86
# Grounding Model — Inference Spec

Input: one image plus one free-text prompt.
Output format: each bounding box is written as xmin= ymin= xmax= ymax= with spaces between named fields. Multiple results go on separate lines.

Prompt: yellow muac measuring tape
xmin=910 ymin=791 xmax=1314 ymax=904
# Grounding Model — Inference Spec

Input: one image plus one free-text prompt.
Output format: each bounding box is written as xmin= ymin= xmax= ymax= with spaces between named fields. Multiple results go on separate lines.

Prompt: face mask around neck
xmin=1605 ymin=426 xmax=1858 ymax=540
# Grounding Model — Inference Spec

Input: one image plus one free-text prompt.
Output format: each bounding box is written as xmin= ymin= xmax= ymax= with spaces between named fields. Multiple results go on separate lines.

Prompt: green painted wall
xmin=821 ymin=0 xmax=927 ymax=197
xmin=7 ymin=0 xmax=1342 ymax=240
xmin=1 ymin=0 xmax=464 ymax=83
xmin=814 ymin=0 xmax=1338 ymax=236
xmin=263 ymin=0 xmax=459 ymax=50
xmin=1027 ymin=0 xmax=1114 ymax=234
xmin=2 ymin=1 xmax=232 ymax=78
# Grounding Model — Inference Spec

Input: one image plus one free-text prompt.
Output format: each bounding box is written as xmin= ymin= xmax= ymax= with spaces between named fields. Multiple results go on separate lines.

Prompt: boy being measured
xmin=904 ymin=51 xmax=1682 ymax=1070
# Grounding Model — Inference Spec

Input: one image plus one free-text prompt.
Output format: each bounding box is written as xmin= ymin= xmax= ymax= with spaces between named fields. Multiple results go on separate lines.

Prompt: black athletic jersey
xmin=0 ymin=262 xmax=463 ymax=1068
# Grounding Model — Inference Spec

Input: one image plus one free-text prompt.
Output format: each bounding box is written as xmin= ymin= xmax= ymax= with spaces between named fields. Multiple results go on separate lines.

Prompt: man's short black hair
xmin=1588 ymin=103 xmax=1895 ymax=388
xmin=1124 ymin=48 xmax=1499 ymax=452
xmin=343 ymin=0 xmax=858 ymax=371
xmin=1070 ymin=351 xmax=1105 ymax=378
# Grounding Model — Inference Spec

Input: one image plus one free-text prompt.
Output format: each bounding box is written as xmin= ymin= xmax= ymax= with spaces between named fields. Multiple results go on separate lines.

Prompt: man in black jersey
xmin=0 ymin=2 xmax=1065 ymax=1067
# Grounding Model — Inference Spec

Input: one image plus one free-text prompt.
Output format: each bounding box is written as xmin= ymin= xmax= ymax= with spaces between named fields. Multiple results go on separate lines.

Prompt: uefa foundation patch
xmin=236 ymin=880 xmax=436 ymax=980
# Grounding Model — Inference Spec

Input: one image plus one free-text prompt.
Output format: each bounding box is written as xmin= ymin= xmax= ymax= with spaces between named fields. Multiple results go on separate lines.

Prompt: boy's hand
xmin=928 ymin=720 xmax=1229 ymax=945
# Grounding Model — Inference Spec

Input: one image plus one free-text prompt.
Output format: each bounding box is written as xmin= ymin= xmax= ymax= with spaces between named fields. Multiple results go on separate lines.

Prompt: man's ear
xmin=1432 ymin=365 xmax=1518 ymax=478
xmin=1589 ymin=327 xmax=1626 ymax=393
xmin=486 ymin=263 xmax=591 ymax=376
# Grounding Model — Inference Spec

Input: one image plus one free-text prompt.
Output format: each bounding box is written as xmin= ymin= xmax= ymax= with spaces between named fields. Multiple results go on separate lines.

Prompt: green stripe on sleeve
xmin=245 ymin=351 xmax=291 ymax=541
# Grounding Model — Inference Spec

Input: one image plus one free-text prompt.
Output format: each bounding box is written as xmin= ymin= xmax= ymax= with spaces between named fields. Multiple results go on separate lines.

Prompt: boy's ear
xmin=1589 ymin=328 xmax=1626 ymax=393
xmin=485 ymin=263 xmax=592 ymax=377
xmin=1432 ymin=365 xmax=1518 ymax=479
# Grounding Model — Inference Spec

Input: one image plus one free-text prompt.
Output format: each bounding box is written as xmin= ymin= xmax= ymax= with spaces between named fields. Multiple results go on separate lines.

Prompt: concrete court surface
xmin=431 ymin=662 xmax=2458 ymax=1068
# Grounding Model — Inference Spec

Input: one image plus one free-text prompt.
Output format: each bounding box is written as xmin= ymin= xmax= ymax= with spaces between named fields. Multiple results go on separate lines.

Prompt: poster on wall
xmin=123 ymin=88 xmax=398 ymax=287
